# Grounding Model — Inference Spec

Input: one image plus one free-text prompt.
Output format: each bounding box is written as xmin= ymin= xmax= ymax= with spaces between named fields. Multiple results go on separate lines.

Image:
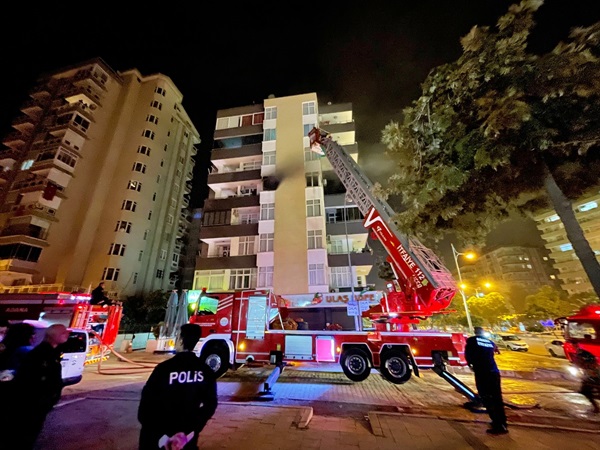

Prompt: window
xmin=137 ymin=145 xmax=151 ymax=156
xmin=121 ymin=200 xmax=137 ymax=212
xmin=304 ymin=147 xmax=320 ymax=161
xmin=229 ymin=269 xmax=256 ymax=290
xmin=306 ymin=199 xmax=321 ymax=217
xmin=102 ymin=267 xmax=120 ymax=281
xmin=242 ymin=161 xmax=261 ymax=171
xmin=0 ymin=243 xmax=42 ymax=262
xmin=303 ymin=101 xmax=316 ymax=115
xmin=253 ymin=112 xmax=264 ymax=125
xmin=167 ymin=215 xmax=174 ymax=225
xmin=330 ymin=267 xmax=352 ymax=288
xmin=265 ymin=107 xmax=277 ymax=120
xmin=150 ymin=100 xmax=162 ymax=110
xmin=330 ymin=239 xmax=344 ymax=254
xmin=114 ymin=221 xmax=132 ymax=233
xmin=127 ymin=180 xmax=142 ymax=192
xmin=258 ymin=266 xmax=274 ymax=288
xmin=142 ymin=129 xmax=155 ymax=140
xmin=148 ymin=210 xmax=152 ymax=220
xmin=308 ymin=263 xmax=326 ymax=285
xmin=172 ymin=253 xmax=179 ymax=264
xmin=259 ymin=233 xmax=274 ymax=252
xmin=146 ymin=114 xmax=159 ymax=125
xmin=238 ymin=236 xmax=255 ymax=256
xmin=108 ymin=243 xmax=126 ymax=256
xmin=133 ymin=272 xmax=138 ymax=284
xmin=263 ymin=151 xmax=276 ymax=165
xmin=56 ymin=151 xmax=77 ymax=168
xmin=263 ymin=128 xmax=276 ymax=141
xmin=21 ymin=160 xmax=34 ymax=170
xmin=240 ymin=212 xmax=258 ymax=224
xmin=260 ymin=203 xmax=275 ymax=220
xmin=138 ymin=250 xmax=143 ymax=261
xmin=306 ymin=172 xmax=320 ymax=187
xmin=156 ymin=269 xmax=164 ymax=279
xmin=154 ymin=87 xmax=166 ymax=96
xmin=545 ymin=214 xmax=559 ymax=223
xmin=170 ymin=198 xmax=177 ymax=208
xmin=160 ymin=249 xmax=167 ymax=260
xmin=196 ymin=270 xmax=225 ymax=291
xmin=143 ymin=229 xmax=149 ymax=240
xmin=578 ymin=201 xmax=598 ymax=212
xmin=559 ymin=243 xmax=573 ymax=252
xmin=308 ymin=230 xmax=323 ymax=249
xmin=303 ymin=123 xmax=315 ymax=136
xmin=132 ymin=162 xmax=146 ymax=173
xmin=157 ymin=175 xmax=161 ymax=183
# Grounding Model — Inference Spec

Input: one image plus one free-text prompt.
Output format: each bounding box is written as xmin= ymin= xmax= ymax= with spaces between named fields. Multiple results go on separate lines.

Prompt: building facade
xmin=0 ymin=58 xmax=198 ymax=298
xmin=458 ymin=245 xmax=557 ymax=297
xmin=533 ymin=189 xmax=600 ymax=295
xmin=194 ymin=94 xmax=374 ymax=297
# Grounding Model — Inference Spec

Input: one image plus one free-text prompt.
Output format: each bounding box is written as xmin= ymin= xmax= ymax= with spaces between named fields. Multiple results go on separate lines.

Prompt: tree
xmin=524 ymin=285 xmax=578 ymax=319
xmin=379 ymin=0 xmax=600 ymax=297
xmin=467 ymin=292 xmax=514 ymax=326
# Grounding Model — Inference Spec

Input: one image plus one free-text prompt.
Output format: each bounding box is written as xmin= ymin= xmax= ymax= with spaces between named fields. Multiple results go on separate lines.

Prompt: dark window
xmin=0 ymin=244 xmax=42 ymax=262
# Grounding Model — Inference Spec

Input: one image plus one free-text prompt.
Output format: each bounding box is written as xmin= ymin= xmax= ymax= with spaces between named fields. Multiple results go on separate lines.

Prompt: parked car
xmin=544 ymin=339 xmax=566 ymax=358
xmin=492 ymin=333 xmax=530 ymax=352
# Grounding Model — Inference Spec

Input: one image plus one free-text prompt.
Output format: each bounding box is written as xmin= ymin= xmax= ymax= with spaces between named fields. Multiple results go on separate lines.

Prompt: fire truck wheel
xmin=380 ymin=350 xmax=412 ymax=384
xmin=340 ymin=348 xmax=371 ymax=382
xmin=201 ymin=344 xmax=230 ymax=378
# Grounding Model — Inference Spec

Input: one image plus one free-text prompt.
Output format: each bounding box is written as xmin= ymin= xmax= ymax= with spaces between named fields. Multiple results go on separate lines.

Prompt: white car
xmin=493 ymin=333 xmax=529 ymax=352
xmin=544 ymin=339 xmax=566 ymax=358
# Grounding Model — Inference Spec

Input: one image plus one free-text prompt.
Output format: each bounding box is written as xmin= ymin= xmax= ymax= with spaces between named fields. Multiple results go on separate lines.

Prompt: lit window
xmin=263 ymin=151 xmax=276 ymax=165
xmin=259 ymin=233 xmax=274 ymax=252
xmin=21 ymin=160 xmax=34 ymax=170
xmin=559 ymin=243 xmax=573 ymax=252
xmin=257 ymin=266 xmax=274 ymax=288
xmin=308 ymin=263 xmax=326 ymax=285
xmin=578 ymin=201 xmax=598 ymax=212
xmin=260 ymin=203 xmax=275 ymax=220
xmin=127 ymin=180 xmax=142 ymax=192
xmin=545 ymin=214 xmax=559 ymax=223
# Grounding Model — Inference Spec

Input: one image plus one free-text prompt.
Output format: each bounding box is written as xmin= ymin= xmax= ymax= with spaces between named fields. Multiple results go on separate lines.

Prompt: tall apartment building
xmin=0 ymin=58 xmax=198 ymax=298
xmin=533 ymin=188 xmax=600 ymax=295
xmin=195 ymin=94 xmax=374 ymax=296
xmin=458 ymin=245 xmax=556 ymax=296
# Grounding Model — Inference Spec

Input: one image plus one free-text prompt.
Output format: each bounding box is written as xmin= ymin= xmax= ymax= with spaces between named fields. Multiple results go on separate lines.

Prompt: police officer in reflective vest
xmin=138 ymin=323 xmax=218 ymax=449
xmin=465 ymin=327 xmax=508 ymax=435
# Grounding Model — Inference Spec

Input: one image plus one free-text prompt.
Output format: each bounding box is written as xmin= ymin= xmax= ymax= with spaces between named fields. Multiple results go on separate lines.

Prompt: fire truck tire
xmin=201 ymin=344 xmax=230 ymax=378
xmin=340 ymin=348 xmax=371 ymax=382
xmin=380 ymin=349 xmax=412 ymax=384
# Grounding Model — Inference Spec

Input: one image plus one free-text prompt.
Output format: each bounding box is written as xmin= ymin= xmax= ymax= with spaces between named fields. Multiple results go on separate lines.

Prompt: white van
xmin=24 ymin=320 xmax=88 ymax=386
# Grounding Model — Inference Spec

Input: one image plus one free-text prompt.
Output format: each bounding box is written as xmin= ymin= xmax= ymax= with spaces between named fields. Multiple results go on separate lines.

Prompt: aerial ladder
xmin=309 ymin=127 xmax=482 ymax=407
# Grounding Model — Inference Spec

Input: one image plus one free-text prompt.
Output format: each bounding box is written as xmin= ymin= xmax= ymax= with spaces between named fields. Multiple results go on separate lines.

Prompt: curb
xmin=368 ymin=411 xmax=600 ymax=435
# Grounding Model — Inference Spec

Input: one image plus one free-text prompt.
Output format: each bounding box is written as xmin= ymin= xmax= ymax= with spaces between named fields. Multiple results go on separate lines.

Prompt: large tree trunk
xmin=544 ymin=172 xmax=600 ymax=298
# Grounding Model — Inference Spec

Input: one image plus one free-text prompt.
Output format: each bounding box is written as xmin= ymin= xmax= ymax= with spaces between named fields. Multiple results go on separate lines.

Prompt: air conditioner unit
xmin=222 ymin=250 xmax=229 ymax=257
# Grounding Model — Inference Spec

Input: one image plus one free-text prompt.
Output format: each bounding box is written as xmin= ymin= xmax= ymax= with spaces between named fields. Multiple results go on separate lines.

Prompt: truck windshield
xmin=567 ymin=321 xmax=598 ymax=340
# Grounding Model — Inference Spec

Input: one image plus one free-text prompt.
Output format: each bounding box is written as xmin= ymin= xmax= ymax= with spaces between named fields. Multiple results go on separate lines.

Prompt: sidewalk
xmin=195 ymin=402 xmax=600 ymax=450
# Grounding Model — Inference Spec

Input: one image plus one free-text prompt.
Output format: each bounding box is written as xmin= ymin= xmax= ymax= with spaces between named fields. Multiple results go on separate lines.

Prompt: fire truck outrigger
xmin=189 ymin=127 xmax=478 ymax=402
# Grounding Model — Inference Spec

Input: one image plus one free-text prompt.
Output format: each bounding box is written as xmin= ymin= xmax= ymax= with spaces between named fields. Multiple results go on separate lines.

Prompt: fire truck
xmin=557 ymin=304 xmax=600 ymax=364
xmin=189 ymin=127 xmax=473 ymax=395
xmin=0 ymin=291 xmax=123 ymax=365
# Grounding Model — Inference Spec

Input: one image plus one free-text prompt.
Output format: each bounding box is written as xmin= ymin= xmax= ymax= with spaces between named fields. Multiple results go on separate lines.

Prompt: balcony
xmin=328 ymin=251 xmax=374 ymax=267
xmin=8 ymin=202 xmax=58 ymax=221
xmin=196 ymin=254 xmax=257 ymax=270
xmin=61 ymin=85 xmax=103 ymax=108
xmin=200 ymin=223 xmax=258 ymax=240
xmin=203 ymin=195 xmax=259 ymax=210
xmin=210 ymin=143 xmax=262 ymax=162
xmin=47 ymin=120 xmax=90 ymax=140
xmin=72 ymin=68 xmax=108 ymax=90
xmin=214 ymin=124 xmax=263 ymax=140
xmin=55 ymin=102 xmax=95 ymax=122
xmin=0 ymin=148 xmax=22 ymax=164
xmin=20 ymin=98 xmax=44 ymax=115
xmin=207 ymin=168 xmax=261 ymax=185
xmin=2 ymin=131 xmax=28 ymax=147
xmin=11 ymin=114 xmax=37 ymax=133
xmin=0 ymin=258 xmax=39 ymax=275
xmin=326 ymin=220 xmax=366 ymax=236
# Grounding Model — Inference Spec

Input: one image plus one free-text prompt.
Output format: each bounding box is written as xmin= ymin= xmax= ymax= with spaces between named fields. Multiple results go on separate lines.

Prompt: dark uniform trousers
xmin=474 ymin=371 xmax=507 ymax=428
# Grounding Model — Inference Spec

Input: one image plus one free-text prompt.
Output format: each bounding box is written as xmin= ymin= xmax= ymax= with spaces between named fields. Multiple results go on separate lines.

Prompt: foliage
xmin=379 ymin=0 xmax=600 ymax=295
xmin=377 ymin=259 xmax=396 ymax=281
xmin=466 ymin=292 xmax=514 ymax=326
xmin=524 ymin=285 xmax=579 ymax=319
xmin=122 ymin=290 xmax=171 ymax=331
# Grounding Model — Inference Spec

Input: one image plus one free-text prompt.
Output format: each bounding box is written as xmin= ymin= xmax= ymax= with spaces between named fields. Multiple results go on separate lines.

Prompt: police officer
xmin=465 ymin=327 xmax=508 ymax=435
xmin=138 ymin=323 xmax=218 ymax=449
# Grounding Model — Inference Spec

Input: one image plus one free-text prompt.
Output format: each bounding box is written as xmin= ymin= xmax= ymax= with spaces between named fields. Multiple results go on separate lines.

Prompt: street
xmin=32 ymin=346 xmax=598 ymax=449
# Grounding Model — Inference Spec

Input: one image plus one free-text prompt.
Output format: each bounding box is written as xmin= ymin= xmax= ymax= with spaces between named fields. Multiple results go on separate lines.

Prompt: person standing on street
xmin=8 ymin=323 xmax=70 ymax=449
xmin=138 ymin=323 xmax=218 ymax=450
xmin=465 ymin=326 xmax=509 ymax=435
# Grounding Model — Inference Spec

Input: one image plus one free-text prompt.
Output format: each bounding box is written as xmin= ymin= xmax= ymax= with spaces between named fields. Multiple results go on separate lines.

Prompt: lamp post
xmin=451 ymin=243 xmax=474 ymax=335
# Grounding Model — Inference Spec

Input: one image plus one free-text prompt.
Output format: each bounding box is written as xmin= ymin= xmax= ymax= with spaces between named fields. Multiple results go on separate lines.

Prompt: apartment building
xmin=458 ymin=245 xmax=557 ymax=296
xmin=194 ymin=94 xmax=374 ymax=297
xmin=0 ymin=58 xmax=198 ymax=298
xmin=533 ymin=189 xmax=600 ymax=295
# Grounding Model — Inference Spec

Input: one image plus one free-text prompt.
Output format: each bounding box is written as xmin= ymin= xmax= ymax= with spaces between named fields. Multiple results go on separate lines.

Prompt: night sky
xmin=1 ymin=1 xmax=598 ymax=261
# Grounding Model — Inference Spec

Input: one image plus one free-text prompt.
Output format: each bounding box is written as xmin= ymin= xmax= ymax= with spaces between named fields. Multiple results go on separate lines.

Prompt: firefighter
xmin=465 ymin=327 xmax=509 ymax=435
xmin=138 ymin=323 xmax=218 ymax=449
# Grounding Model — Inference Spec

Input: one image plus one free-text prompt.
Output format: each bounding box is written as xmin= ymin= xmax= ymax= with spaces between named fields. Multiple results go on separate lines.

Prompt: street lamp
xmin=451 ymin=243 xmax=476 ymax=335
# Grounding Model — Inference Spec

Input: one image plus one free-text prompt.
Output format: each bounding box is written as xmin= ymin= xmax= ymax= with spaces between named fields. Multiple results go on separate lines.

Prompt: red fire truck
xmin=189 ymin=128 xmax=472 ymax=394
xmin=0 ymin=291 xmax=123 ymax=365
xmin=558 ymin=304 xmax=600 ymax=364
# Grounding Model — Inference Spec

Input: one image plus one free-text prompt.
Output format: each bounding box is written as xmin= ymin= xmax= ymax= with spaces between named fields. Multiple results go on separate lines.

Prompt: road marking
xmin=56 ymin=397 xmax=87 ymax=408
